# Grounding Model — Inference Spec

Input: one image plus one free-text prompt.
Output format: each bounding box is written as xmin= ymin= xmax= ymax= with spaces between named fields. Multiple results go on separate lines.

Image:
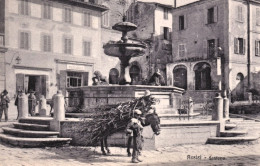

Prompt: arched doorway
xmin=173 ymin=65 xmax=187 ymax=90
xmin=129 ymin=64 xmax=141 ymax=85
xmin=235 ymin=73 xmax=244 ymax=100
xmin=194 ymin=62 xmax=211 ymax=90
xmin=109 ymin=68 xmax=119 ymax=84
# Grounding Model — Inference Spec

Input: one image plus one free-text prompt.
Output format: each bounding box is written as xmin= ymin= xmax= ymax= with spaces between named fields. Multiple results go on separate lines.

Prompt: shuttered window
xmin=64 ymin=37 xmax=72 ymax=54
xmin=164 ymin=8 xmax=169 ymax=20
xmin=42 ymin=35 xmax=52 ymax=52
xmin=179 ymin=44 xmax=185 ymax=57
xmin=20 ymin=0 xmax=29 ymax=16
xmin=0 ymin=35 xmax=4 ymax=46
xmin=257 ymin=8 xmax=260 ymax=26
xmin=237 ymin=6 xmax=243 ymax=22
xmin=102 ymin=12 xmax=109 ymax=27
xmin=20 ymin=32 xmax=30 ymax=50
xmin=179 ymin=15 xmax=185 ymax=30
xmin=208 ymin=39 xmax=215 ymax=58
xmin=43 ymin=2 xmax=52 ymax=19
xmin=83 ymin=12 xmax=91 ymax=27
xmin=208 ymin=8 xmax=214 ymax=24
xmin=64 ymin=8 xmax=72 ymax=23
xmin=83 ymin=41 xmax=91 ymax=56
xmin=256 ymin=40 xmax=260 ymax=56
xmin=234 ymin=37 xmax=245 ymax=55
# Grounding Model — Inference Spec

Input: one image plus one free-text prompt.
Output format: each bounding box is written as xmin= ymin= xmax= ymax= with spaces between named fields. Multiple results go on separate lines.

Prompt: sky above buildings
xmin=137 ymin=0 xmax=199 ymax=7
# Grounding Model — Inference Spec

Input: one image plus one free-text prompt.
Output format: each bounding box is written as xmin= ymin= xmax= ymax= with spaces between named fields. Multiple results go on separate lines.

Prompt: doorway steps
xmin=0 ymin=117 xmax=72 ymax=148
xmin=207 ymin=118 xmax=260 ymax=144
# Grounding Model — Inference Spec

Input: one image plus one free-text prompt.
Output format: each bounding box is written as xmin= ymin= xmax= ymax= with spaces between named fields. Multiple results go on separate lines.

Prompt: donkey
xmin=100 ymin=111 xmax=161 ymax=155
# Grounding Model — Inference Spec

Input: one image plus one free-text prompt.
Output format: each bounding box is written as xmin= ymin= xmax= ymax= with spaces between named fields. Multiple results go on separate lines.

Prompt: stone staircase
xmin=0 ymin=117 xmax=72 ymax=148
xmin=207 ymin=118 xmax=260 ymax=144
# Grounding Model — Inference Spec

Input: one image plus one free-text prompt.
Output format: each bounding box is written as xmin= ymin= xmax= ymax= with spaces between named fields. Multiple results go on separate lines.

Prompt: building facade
xmin=0 ymin=0 xmax=108 ymax=98
xmin=167 ymin=0 xmax=260 ymax=100
xmin=126 ymin=1 xmax=173 ymax=81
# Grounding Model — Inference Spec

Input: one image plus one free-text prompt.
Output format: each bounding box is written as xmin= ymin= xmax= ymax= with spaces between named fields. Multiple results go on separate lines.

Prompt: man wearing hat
xmin=126 ymin=109 xmax=144 ymax=163
xmin=28 ymin=90 xmax=38 ymax=116
xmin=15 ymin=90 xmax=23 ymax=119
xmin=0 ymin=90 xmax=10 ymax=122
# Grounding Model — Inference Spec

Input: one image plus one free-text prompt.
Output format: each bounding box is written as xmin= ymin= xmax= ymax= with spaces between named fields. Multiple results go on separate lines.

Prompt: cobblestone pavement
xmin=0 ymin=138 xmax=259 ymax=166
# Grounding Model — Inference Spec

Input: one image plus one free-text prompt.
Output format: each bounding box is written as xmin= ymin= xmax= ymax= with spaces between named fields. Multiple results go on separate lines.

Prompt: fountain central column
xmin=119 ymin=56 xmax=131 ymax=85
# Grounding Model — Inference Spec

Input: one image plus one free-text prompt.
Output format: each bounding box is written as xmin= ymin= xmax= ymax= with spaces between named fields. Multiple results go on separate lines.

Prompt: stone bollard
xmin=223 ymin=90 xmax=229 ymax=120
xmin=50 ymin=90 xmax=65 ymax=131
xmin=18 ymin=92 xmax=28 ymax=119
xmin=188 ymin=97 xmax=194 ymax=115
xmin=39 ymin=95 xmax=48 ymax=116
xmin=248 ymin=92 xmax=252 ymax=104
xmin=212 ymin=93 xmax=225 ymax=136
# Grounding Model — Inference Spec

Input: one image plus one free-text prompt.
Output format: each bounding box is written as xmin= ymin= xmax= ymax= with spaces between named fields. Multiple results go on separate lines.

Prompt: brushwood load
xmin=76 ymin=95 xmax=159 ymax=145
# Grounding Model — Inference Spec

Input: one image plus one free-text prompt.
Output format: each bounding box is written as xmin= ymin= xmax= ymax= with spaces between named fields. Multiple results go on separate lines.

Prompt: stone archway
xmin=173 ymin=65 xmax=187 ymax=90
xmin=194 ymin=62 xmax=211 ymax=90
xmin=109 ymin=68 xmax=119 ymax=84
xmin=129 ymin=62 xmax=142 ymax=85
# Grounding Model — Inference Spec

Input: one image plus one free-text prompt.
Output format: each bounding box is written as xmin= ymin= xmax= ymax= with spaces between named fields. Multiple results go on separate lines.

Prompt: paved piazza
xmin=0 ymin=140 xmax=259 ymax=166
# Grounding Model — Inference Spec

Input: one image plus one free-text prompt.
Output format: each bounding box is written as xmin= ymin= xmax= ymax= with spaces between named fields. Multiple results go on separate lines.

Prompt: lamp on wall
xmin=15 ymin=55 xmax=21 ymax=64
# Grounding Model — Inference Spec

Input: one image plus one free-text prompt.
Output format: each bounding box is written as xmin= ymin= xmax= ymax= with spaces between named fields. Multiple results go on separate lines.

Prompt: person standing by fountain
xmin=126 ymin=109 xmax=144 ymax=163
xmin=14 ymin=90 xmax=23 ymax=120
xmin=0 ymin=90 xmax=10 ymax=122
xmin=28 ymin=90 xmax=38 ymax=116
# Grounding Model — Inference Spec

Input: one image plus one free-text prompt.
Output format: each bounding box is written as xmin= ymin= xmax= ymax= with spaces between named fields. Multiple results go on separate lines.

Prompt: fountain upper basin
xmin=103 ymin=42 xmax=146 ymax=57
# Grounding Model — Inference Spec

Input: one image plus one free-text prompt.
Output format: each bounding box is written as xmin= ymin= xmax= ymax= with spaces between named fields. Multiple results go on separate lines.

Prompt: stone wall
xmin=60 ymin=120 xmax=219 ymax=149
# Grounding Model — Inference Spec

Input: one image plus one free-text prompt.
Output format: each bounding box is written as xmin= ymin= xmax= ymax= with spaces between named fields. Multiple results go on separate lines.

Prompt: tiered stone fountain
xmin=67 ymin=17 xmax=184 ymax=116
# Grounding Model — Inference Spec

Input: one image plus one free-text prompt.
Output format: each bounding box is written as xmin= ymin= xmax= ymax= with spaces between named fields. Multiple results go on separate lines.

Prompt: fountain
xmin=67 ymin=14 xmax=184 ymax=116
xmin=103 ymin=16 xmax=146 ymax=85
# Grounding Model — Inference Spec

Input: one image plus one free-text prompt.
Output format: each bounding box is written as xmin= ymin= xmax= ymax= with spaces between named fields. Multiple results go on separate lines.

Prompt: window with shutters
xmin=237 ymin=6 xmax=243 ymax=22
xmin=102 ymin=12 xmax=109 ymax=27
xmin=83 ymin=12 xmax=91 ymax=27
xmin=42 ymin=35 xmax=52 ymax=52
xmin=256 ymin=40 xmax=260 ymax=56
xmin=64 ymin=37 xmax=72 ymax=54
xmin=20 ymin=32 xmax=30 ymax=50
xmin=163 ymin=27 xmax=169 ymax=40
xmin=208 ymin=39 xmax=215 ymax=58
xmin=234 ymin=37 xmax=245 ymax=55
xmin=179 ymin=15 xmax=185 ymax=30
xmin=67 ymin=72 xmax=82 ymax=87
xmin=19 ymin=0 xmax=29 ymax=16
xmin=178 ymin=44 xmax=185 ymax=57
xmin=0 ymin=35 xmax=4 ymax=46
xmin=83 ymin=41 xmax=91 ymax=56
xmin=64 ymin=7 xmax=72 ymax=23
xmin=43 ymin=2 xmax=52 ymax=19
xmin=257 ymin=8 xmax=260 ymax=26
xmin=208 ymin=8 xmax=214 ymax=24
xmin=164 ymin=8 xmax=169 ymax=20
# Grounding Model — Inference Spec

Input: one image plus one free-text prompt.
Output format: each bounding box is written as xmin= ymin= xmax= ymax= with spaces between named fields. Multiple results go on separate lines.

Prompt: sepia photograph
xmin=0 ymin=0 xmax=260 ymax=165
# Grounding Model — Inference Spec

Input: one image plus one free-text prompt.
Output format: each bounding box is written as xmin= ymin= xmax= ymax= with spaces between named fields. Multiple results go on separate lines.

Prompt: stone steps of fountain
xmin=0 ymin=133 xmax=71 ymax=148
xmin=13 ymin=123 xmax=49 ymax=131
xmin=206 ymin=136 xmax=259 ymax=144
xmin=2 ymin=127 xmax=60 ymax=138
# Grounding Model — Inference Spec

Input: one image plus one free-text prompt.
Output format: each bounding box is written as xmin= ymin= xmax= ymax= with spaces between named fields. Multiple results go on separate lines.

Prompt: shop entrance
xmin=16 ymin=74 xmax=48 ymax=98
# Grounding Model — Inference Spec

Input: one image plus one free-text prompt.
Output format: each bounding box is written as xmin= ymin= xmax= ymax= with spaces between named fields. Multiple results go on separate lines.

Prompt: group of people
xmin=15 ymin=90 xmax=38 ymax=118
xmin=0 ymin=89 xmax=39 ymax=122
